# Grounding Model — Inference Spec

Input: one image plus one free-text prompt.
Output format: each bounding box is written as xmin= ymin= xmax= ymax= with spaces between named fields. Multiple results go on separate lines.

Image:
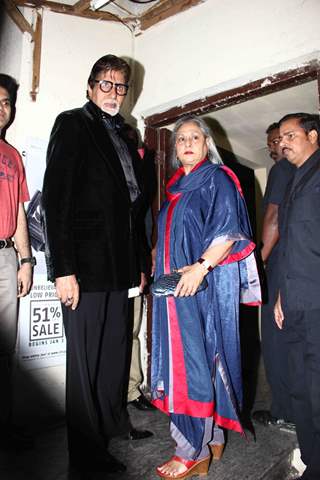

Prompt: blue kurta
xmin=151 ymin=160 xmax=260 ymax=454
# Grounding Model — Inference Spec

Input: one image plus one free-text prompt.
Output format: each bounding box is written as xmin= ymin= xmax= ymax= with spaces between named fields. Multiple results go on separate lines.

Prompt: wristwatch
xmin=20 ymin=256 xmax=37 ymax=267
xmin=197 ymin=257 xmax=213 ymax=272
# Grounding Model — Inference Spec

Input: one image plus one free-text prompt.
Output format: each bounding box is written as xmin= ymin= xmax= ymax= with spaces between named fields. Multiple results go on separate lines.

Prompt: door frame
xmin=144 ymin=60 xmax=320 ymax=129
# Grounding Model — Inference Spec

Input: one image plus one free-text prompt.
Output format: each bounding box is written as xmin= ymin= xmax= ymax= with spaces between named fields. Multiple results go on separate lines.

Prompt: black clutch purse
xmin=150 ymin=271 xmax=208 ymax=297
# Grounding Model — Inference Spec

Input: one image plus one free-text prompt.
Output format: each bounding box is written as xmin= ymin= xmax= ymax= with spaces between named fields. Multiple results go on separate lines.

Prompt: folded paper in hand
xmin=128 ymin=287 xmax=141 ymax=298
xmin=150 ymin=271 xmax=208 ymax=297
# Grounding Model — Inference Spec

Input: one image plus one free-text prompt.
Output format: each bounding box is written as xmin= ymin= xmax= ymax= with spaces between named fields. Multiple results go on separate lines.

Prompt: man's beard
xmin=102 ymin=101 xmax=120 ymax=117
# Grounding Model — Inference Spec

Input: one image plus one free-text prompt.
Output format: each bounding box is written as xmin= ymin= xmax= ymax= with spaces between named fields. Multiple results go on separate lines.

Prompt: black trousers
xmin=282 ymin=308 xmax=320 ymax=480
xmin=62 ymin=290 xmax=130 ymax=462
xmin=261 ymin=262 xmax=292 ymax=421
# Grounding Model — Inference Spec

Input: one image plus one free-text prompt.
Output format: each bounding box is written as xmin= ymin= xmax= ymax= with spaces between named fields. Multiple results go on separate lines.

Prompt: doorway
xmin=143 ymin=61 xmax=320 ymax=411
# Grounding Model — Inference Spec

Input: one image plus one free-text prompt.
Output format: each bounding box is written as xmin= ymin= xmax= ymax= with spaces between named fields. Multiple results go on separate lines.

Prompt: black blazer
xmin=278 ymin=148 xmax=320 ymax=311
xmin=42 ymin=101 xmax=147 ymax=292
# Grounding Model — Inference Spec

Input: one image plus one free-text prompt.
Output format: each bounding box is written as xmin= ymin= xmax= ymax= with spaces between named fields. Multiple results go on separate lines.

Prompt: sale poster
xmin=18 ymin=137 xmax=66 ymax=369
xmin=19 ymin=275 xmax=65 ymax=369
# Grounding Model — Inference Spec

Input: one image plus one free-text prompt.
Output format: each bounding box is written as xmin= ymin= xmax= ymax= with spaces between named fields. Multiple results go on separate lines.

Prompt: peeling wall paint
xmin=133 ymin=0 xmax=320 ymax=118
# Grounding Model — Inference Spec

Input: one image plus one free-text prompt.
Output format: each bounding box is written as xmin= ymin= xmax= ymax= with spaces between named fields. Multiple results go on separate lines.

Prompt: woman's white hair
xmin=170 ymin=114 xmax=223 ymax=169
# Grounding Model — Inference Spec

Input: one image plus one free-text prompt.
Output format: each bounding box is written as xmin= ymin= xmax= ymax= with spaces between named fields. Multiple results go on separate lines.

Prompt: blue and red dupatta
xmin=151 ymin=160 xmax=261 ymax=450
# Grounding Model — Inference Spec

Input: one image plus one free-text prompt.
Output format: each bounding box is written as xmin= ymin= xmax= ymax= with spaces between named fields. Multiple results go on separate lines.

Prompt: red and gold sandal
xmin=156 ymin=455 xmax=210 ymax=479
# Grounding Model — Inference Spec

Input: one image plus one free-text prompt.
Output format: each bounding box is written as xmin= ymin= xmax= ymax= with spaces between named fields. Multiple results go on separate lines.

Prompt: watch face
xmin=30 ymin=257 xmax=37 ymax=267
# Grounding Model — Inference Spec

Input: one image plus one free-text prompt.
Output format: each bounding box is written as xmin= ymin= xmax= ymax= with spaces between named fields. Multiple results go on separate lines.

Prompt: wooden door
xmin=145 ymin=126 xmax=172 ymax=206
xmin=144 ymin=126 xmax=172 ymax=383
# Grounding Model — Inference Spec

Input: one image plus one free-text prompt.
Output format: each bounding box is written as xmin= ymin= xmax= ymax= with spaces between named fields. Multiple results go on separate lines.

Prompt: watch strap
xmin=20 ymin=256 xmax=37 ymax=267
xmin=197 ymin=257 xmax=213 ymax=272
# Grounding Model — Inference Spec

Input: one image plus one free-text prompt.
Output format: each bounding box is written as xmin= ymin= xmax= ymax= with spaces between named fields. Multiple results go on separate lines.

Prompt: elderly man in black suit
xmin=42 ymin=55 xmax=151 ymax=474
xmin=275 ymin=113 xmax=320 ymax=480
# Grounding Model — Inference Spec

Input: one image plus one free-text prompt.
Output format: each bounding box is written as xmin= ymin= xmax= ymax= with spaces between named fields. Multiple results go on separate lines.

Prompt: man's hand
xmin=151 ymin=247 xmax=157 ymax=277
xmin=17 ymin=263 xmax=33 ymax=297
xmin=175 ymin=263 xmax=206 ymax=297
xmin=274 ymin=293 xmax=284 ymax=329
xmin=14 ymin=202 xmax=33 ymax=297
xmin=139 ymin=272 xmax=147 ymax=293
xmin=55 ymin=275 xmax=79 ymax=310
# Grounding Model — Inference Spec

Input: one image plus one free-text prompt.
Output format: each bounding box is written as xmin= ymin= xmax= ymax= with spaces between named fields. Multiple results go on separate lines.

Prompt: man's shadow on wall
xmin=121 ymin=57 xmax=145 ymax=129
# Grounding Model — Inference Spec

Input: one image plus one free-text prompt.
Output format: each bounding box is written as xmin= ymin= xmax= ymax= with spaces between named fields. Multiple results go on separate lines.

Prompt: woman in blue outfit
xmin=152 ymin=115 xmax=261 ymax=479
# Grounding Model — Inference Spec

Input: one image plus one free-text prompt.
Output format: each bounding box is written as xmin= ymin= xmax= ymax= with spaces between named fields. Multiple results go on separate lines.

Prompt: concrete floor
xmin=0 ymin=310 xmax=303 ymax=480
xmin=0 ymin=402 xmax=301 ymax=480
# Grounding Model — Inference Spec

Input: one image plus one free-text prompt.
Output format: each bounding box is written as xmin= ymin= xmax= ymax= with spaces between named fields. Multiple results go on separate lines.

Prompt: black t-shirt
xmin=262 ymin=158 xmax=295 ymax=267
xmin=263 ymin=158 xmax=295 ymax=211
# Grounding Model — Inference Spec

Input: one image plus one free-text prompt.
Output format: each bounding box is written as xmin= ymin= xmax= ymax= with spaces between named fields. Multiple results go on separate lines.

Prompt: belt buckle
xmin=0 ymin=239 xmax=8 ymax=249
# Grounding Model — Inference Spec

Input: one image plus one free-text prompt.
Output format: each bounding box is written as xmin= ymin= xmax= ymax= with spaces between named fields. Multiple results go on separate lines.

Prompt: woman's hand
xmin=174 ymin=263 xmax=206 ymax=297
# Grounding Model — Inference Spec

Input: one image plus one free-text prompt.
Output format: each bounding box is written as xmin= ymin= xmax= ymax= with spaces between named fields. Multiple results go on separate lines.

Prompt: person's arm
xmin=14 ymin=203 xmax=33 ymax=297
xmin=42 ymin=113 xmax=81 ymax=309
xmin=261 ymin=161 xmax=294 ymax=263
xmin=260 ymin=203 xmax=279 ymax=263
xmin=274 ymin=291 xmax=284 ymax=329
xmin=175 ymin=241 xmax=234 ymax=297
xmin=151 ymin=245 xmax=157 ymax=277
xmin=139 ymin=272 xmax=147 ymax=293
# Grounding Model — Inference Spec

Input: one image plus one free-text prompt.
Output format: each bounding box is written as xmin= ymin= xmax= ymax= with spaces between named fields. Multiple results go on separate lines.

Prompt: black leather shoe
xmin=252 ymin=410 xmax=279 ymax=426
xmin=127 ymin=428 xmax=153 ymax=440
xmin=252 ymin=410 xmax=296 ymax=430
xmin=129 ymin=394 xmax=156 ymax=411
xmin=277 ymin=420 xmax=296 ymax=433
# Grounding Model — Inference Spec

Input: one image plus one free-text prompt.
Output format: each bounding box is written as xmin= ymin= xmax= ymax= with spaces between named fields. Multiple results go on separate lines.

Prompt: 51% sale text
xmin=30 ymin=300 xmax=64 ymax=339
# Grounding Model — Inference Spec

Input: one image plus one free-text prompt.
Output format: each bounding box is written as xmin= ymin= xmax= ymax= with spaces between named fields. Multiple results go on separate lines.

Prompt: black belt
xmin=0 ymin=239 xmax=14 ymax=249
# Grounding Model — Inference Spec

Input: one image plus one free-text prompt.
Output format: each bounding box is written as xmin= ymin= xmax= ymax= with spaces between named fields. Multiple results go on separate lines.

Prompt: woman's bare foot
xmin=156 ymin=455 xmax=210 ymax=478
xmin=157 ymin=458 xmax=188 ymax=477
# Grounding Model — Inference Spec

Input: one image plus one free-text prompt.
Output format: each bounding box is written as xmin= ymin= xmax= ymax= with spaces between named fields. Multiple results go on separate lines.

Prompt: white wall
xmin=133 ymin=0 xmax=320 ymax=119
xmin=0 ymin=11 xmax=23 ymax=80
xmin=5 ymin=0 xmax=320 ymax=159
xmin=0 ymin=11 xmax=24 ymax=141
xmin=8 ymin=9 xmax=134 ymax=152
xmin=3 ymin=0 xmax=320 ymax=156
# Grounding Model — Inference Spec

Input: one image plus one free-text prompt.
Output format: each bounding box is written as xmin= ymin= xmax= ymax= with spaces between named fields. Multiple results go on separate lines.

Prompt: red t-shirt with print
xmin=0 ymin=139 xmax=30 ymax=238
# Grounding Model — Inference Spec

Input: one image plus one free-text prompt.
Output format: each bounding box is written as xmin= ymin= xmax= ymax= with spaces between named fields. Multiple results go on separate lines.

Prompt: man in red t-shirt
xmin=0 ymin=74 xmax=35 ymax=447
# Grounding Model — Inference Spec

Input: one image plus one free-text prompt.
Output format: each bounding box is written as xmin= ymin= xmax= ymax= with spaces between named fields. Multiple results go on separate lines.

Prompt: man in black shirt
xmin=253 ymin=123 xmax=295 ymax=428
xmin=275 ymin=113 xmax=320 ymax=480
